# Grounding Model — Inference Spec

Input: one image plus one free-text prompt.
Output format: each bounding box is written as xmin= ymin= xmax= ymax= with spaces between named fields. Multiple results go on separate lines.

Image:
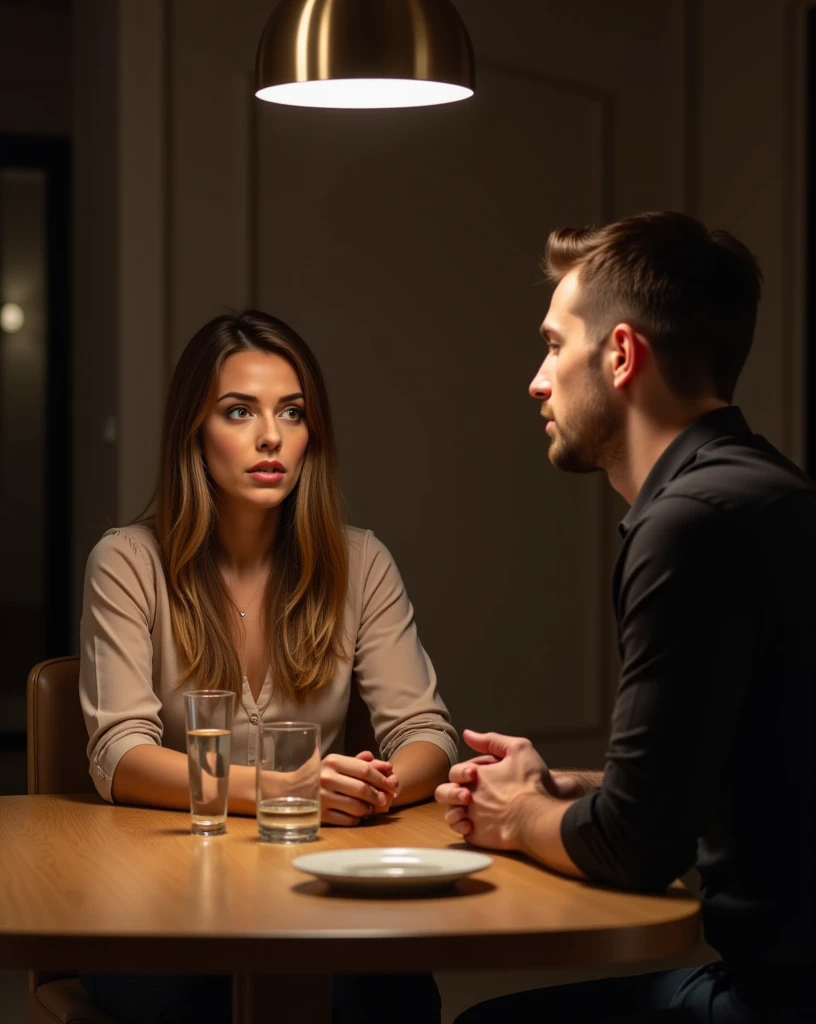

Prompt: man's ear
xmin=609 ymin=323 xmax=649 ymax=390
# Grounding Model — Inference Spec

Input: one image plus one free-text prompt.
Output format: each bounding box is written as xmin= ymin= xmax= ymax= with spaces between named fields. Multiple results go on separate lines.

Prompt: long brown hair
xmin=152 ymin=310 xmax=348 ymax=701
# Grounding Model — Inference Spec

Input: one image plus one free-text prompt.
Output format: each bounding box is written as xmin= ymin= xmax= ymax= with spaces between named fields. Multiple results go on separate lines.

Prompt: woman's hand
xmin=319 ymin=750 xmax=399 ymax=826
xmin=355 ymin=750 xmax=401 ymax=815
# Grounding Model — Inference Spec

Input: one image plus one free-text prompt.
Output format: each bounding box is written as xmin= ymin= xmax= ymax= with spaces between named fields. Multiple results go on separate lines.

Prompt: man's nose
xmin=528 ymin=366 xmax=551 ymax=400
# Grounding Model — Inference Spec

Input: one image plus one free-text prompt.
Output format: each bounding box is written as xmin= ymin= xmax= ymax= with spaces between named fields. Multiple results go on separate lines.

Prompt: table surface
xmin=0 ymin=794 xmax=700 ymax=974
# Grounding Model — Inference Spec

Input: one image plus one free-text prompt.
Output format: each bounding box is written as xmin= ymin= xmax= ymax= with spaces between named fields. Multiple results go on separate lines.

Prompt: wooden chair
xmin=26 ymin=655 xmax=117 ymax=1023
xmin=25 ymin=655 xmax=378 ymax=1023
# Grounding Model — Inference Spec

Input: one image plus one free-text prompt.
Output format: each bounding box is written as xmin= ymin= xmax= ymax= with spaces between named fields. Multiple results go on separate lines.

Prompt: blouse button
xmin=250 ymin=714 xmax=260 ymax=725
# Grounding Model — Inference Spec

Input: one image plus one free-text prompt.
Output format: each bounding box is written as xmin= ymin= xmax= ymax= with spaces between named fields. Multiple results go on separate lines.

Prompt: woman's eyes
xmin=225 ymin=405 xmax=304 ymax=422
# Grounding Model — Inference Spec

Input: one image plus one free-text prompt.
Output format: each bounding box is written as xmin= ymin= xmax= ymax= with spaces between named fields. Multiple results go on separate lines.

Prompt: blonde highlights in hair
xmin=151 ymin=311 xmax=348 ymax=701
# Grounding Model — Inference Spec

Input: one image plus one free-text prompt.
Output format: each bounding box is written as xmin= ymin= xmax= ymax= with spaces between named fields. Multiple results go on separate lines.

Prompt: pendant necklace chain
xmin=232 ymin=567 xmax=270 ymax=619
xmin=225 ymin=567 xmax=270 ymax=690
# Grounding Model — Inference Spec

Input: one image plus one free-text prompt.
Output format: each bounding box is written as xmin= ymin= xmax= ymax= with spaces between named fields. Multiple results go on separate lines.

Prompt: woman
xmin=79 ymin=310 xmax=456 ymax=1023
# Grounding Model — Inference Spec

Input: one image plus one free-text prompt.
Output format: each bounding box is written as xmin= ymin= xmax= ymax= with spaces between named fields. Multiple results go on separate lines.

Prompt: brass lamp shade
xmin=255 ymin=0 xmax=475 ymax=109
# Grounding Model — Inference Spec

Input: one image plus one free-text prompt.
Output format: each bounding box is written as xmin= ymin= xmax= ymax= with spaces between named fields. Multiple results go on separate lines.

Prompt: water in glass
xmin=257 ymin=796 xmax=320 ymax=843
xmin=187 ymin=727 xmax=231 ymax=835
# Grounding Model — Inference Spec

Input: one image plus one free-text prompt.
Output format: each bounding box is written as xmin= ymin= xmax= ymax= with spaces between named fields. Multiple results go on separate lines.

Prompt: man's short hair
xmin=542 ymin=212 xmax=763 ymax=402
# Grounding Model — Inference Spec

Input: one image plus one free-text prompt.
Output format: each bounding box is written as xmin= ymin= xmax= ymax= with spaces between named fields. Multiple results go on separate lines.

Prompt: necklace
xmin=224 ymin=567 xmax=270 ymax=692
xmin=228 ymin=567 xmax=270 ymax=619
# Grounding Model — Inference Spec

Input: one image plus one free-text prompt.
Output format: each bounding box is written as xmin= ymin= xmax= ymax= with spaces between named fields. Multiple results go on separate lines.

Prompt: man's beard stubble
xmin=547 ymin=379 xmax=622 ymax=475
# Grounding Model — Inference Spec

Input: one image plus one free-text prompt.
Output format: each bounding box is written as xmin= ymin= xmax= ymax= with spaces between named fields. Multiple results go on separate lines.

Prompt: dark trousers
xmin=80 ymin=971 xmax=441 ymax=1024
xmin=455 ymin=963 xmax=813 ymax=1024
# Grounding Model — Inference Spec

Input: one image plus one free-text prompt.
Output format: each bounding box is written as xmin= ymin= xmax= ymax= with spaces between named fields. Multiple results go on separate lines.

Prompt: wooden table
xmin=0 ymin=795 xmax=699 ymax=1023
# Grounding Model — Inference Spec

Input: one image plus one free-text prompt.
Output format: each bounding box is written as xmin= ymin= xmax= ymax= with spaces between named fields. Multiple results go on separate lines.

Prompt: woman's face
xmin=200 ymin=350 xmax=309 ymax=510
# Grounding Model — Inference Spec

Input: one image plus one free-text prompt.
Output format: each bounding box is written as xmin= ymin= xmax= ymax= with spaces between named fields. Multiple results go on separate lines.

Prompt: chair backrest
xmin=27 ymin=656 xmax=96 ymax=796
xmin=26 ymin=657 xmax=97 ymax=992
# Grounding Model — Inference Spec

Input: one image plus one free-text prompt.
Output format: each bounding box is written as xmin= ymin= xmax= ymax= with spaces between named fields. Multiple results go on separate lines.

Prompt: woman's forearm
xmin=390 ymin=741 xmax=451 ymax=806
xmin=111 ymin=740 xmax=452 ymax=816
xmin=111 ymin=744 xmax=256 ymax=815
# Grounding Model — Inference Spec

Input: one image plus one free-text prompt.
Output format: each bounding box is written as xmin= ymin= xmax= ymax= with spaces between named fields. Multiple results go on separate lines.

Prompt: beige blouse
xmin=80 ymin=524 xmax=458 ymax=803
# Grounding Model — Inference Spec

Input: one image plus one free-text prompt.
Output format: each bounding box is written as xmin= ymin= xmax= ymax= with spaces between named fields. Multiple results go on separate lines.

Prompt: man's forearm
xmin=514 ymin=792 xmax=587 ymax=879
xmin=551 ymin=769 xmax=604 ymax=799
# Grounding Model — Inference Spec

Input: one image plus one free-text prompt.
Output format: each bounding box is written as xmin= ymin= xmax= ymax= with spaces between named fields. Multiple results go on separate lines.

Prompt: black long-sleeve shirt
xmin=561 ymin=406 xmax=815 ymax=1004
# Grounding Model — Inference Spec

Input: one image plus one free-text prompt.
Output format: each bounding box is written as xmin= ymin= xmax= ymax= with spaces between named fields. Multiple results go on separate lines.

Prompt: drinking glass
xmin=257 ymin=722 xmax=321 ymax=843
xmin=184 ymin=690 xmax=235 ymax=835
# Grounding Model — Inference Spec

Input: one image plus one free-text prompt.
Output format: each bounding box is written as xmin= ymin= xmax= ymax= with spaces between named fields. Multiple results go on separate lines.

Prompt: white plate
xmin=292 ymin=846 xmax=493 ymax=894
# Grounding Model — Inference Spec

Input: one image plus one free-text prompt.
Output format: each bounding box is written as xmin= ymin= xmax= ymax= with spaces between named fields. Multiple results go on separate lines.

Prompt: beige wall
xmin=72 ymin=0 xmax=807 ymax=736
xmin=73 ymin=0 xmax=693 ymax=769
xmin=695 ymin=0 xmax=808 ymax=465
xmin=70 ymin=1 xmax=806 ymax=1015
xmin=72 ymin=0 xmax=120 ymax=616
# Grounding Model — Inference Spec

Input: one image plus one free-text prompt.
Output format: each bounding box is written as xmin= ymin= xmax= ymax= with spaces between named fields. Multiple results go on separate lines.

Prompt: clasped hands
xmin=320 ymin=750 xmax=399 ymax=826
xmin=434 ymin=728 xmax=579 ymax=852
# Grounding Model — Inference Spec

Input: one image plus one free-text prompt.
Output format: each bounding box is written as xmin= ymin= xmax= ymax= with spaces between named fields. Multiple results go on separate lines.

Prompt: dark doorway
xmin=0 ymin=134 xmax=71 ymax=740
xmin=807 ymin=10 xmax=816 ymax=476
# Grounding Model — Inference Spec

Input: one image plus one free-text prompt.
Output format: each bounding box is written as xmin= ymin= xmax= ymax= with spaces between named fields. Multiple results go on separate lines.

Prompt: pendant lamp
xmin=255 ymin=0 xmax=475 ymax=109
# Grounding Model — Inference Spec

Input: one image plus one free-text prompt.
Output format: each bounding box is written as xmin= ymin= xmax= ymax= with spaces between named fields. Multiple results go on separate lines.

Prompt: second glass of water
xmin=257 ymin=722 xmax=321 ymax=843
xmin=184 ymin=690 xmax=235 ymax=836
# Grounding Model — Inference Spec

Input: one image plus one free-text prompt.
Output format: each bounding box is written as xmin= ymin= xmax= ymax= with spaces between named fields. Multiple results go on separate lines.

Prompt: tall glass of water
xmin=184 ymin=690 xmax=235 ymax=836
xmin=257 ymin=722 xmax=321 ymax=843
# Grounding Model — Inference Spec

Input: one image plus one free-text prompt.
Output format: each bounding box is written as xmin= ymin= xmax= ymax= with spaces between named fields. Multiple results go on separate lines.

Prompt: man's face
xmin=529 ymin=269 xmax=621 ymax=474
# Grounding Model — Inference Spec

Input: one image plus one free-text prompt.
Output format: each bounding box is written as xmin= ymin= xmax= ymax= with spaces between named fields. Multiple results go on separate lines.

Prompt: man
xmin=436 ymin=212 xmax=815 ymax=1022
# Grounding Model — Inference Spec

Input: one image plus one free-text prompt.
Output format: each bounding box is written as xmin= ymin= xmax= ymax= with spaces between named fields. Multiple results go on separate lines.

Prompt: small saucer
xmin=292 ymin=847 xmax=493 ymax=894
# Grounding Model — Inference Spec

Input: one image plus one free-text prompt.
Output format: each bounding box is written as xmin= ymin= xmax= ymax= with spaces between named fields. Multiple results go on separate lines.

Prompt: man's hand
xmin=435 ymin=730 xmax=586 ymax=877
xmin=320 ymin=750 xmax=399 ymax=826
xmin=435 ymin=729 xmax=550 ymax=850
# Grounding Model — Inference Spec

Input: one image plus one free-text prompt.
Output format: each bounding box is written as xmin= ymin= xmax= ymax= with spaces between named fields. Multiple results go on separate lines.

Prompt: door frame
xmin=0 ymin=133 xmax=72 ymax=659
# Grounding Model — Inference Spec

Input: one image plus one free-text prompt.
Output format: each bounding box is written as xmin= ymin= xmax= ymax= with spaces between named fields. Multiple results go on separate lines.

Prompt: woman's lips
xmin=247 ymin=469 xmax=285 ymax=484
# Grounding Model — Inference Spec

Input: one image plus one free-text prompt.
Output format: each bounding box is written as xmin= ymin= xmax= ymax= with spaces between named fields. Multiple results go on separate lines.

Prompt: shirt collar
xmin=618 ymin=405 xmax=752 ymax=537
